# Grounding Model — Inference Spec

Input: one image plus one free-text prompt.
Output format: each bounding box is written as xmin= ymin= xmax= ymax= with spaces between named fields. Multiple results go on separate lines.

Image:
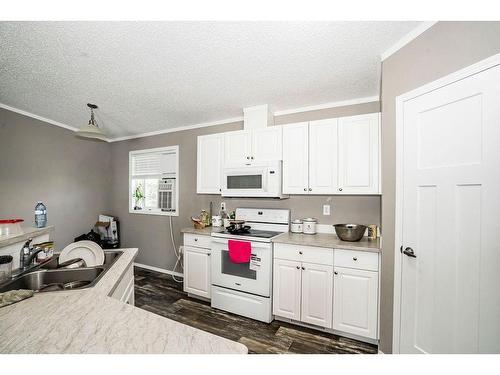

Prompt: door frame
xmin=392 ymin=53 xmax=500 ymax=354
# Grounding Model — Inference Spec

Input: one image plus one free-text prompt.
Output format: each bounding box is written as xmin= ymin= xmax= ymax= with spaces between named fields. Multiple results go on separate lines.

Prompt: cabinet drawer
xmin=184 ymin=233 xmax=212 ymax=249
xmin=334 ymin=249 xmax=378 ymax=271
xmin=274 ymin=243 xmax=333 ymax=266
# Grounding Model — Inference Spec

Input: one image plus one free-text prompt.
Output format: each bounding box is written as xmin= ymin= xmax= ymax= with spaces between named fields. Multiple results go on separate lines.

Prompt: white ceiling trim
xmin=380 ymin=21 xmax=438 ymax=61
xmin=273 ymin=96 xmax=379 ymax=116
xmin=0 ymin=102 xmax=79 ymax=133
xmin=109 ymin=116 xmax=244 ymax=142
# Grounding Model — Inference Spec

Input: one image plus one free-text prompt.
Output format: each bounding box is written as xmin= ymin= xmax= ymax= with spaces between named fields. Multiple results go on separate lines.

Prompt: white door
xmin=301 ymin=262 xmax=333 ymax=328
xmin=337 ymin=113 xmax=380 ymax=194
xmin=273 ymin=258 xmax=302 ymax=320
xmin=333 ymin=267 xmax=378 ymax=339
xmin=224 ymin=130 xmax=252 ymax=165
xmin=282 ymin=122 xmax=309 ymax=194
xmin=309 ymin=118 xmax=338 ymax=194
xmin=398 ymin=64 xmax=500 ymax=353
xmin=184 ymin=246 xmax=211 ymax=299
xmin=252 ymin=126 xmax=283 ymax=161
xmin=197 ymin=134 xmax=224 ymax=194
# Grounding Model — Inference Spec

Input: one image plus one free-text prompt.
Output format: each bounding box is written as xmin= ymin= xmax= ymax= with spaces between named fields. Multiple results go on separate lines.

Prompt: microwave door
xmin=223 ymin=167 xmax=268 ymax=196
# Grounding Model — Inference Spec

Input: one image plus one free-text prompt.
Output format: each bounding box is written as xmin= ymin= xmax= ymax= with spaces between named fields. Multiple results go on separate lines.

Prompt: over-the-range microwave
xmin=221 ymin=160 xmax=288 ymax=199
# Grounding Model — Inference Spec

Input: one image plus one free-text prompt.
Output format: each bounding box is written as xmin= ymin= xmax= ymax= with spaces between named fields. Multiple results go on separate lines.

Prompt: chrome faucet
xmin=19 ymin=239 xmax=45 ymax=270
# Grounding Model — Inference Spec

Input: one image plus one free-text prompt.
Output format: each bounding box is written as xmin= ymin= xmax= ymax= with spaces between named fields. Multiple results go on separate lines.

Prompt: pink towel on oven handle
xmin=228 ymin=239 xmax=252 ymax=264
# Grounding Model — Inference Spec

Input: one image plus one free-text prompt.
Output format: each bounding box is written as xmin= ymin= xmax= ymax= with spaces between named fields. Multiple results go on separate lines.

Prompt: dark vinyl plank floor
xmin=134 ymin=267 xmax=378 ymax=354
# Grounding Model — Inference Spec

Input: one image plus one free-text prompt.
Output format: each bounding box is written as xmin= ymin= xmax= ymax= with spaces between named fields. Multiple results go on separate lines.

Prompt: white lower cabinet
xmin=273 ymin=243 xmax=379 ymax=342
xmin=272 ymin=259 xmax=302 ymax=320
xmin=184 ymin=245 xmax=211 ymax=299
xmin=301 ymin=262 xmax=333 ymax=328
xmin=333 ymin=266 xmax=378 ymax=339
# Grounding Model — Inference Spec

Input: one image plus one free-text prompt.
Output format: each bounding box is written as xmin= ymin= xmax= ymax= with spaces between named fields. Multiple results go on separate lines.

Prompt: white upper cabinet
xmin=224 ymin=130 xmax=252 ymax=165
xmin=252 ymin=126 xmax=283 ymax=161
xmin=337 ymin=113 xmax=380 ymax=194
xmin=300 ymin=262 xmax=333 ymax=328
xmin=333 ymin=266 xmax=378 ymax=339
xmin=308 ymin=118 xmax=338 ymax=194
xmin=224 ymin=127 xmax=282 ymax=165
xmin=282 ymin=122 xmax=309 ymax=194
xmin=197 ymin=133 xmax=224 ymax=194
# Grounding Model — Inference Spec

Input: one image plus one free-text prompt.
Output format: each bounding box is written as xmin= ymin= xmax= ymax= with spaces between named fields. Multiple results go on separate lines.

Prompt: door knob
xmin=402 ymin=247 xmax=417 ymax=258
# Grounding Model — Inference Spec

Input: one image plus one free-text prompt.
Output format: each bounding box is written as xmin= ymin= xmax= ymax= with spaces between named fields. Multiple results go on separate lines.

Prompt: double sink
xmin=0 ymin=251 xmax=122 ymax=293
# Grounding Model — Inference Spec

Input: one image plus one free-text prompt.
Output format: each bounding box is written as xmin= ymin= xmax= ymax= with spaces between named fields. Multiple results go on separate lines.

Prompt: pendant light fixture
xmin=76 ymin=103 xmax=107 ymax=141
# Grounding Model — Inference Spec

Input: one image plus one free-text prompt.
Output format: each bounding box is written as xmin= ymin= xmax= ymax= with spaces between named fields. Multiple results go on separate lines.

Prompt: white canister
xmin=290 ymin=219 xmax=303 ymax=233
xmin=212 ymin=216 xmax=222 ymax=227
xmin=302 ymin=218 xmax=317 ymax=235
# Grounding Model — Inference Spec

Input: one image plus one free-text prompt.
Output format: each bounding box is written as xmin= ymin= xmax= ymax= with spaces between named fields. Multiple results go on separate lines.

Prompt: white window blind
xmin=131 ymin=152 xmax=162 ymax=176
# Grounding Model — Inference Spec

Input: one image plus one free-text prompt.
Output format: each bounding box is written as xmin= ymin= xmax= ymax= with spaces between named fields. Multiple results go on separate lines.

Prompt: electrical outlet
xmin=221 ymin=202 xmax=226 ymax=211
xmin=323 ymin=204 xmax=331 ymax=216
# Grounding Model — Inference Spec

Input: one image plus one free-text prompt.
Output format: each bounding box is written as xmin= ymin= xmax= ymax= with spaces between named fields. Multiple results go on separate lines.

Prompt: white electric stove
xmin=210 ymin=208 xmax=290 ymax=323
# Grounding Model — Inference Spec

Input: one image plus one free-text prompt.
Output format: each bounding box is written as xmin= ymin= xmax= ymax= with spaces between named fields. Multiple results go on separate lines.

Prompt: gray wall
xmin=379 ymin=21 xmax=500 ymax=353
xmin=0 ymin=108 xmax=112 ymax=248
xmin=109 ymin=102 xmax=381 ymax=270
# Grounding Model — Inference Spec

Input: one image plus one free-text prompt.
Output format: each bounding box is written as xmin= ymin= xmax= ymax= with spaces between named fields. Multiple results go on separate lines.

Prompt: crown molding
xmin=109 ymin=116 xmax=244 ymax=142
xmin=0 ymin=102 xmax=79 ymax=132
xmin=273 ymin=96 xmax=379 ymax=116
xmin=381 ymin=21 xmax=438 ymax=61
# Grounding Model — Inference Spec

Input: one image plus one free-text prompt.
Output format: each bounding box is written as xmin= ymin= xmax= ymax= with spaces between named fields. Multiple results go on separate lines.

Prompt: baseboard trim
xmin=134 ymin=262 xmax=184 ymax=278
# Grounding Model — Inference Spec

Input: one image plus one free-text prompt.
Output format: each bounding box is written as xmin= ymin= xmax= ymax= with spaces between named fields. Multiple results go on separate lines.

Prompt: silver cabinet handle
xmin=194 ymin=238 xmax=198 ymax=241
xmin=334 ymin=271 xmax=338 ymax=275
xmin=308 ymin=188 xmax=312 ymax=191
xmin=301 ymin=266 xmax=305 ymax=270
xmin=207 ymin=253 xmax=211 ymax=256
xmin=304 ymin=188 xmax=307 ymax=191
xmin=339 ymin=188 xmax=343 ymax=192
xmin=353 ymin=257 xmax=357 ymax=261
xmin=296 ymin=266 xmax=300 ymax=270
xmin=246 ymin=156 xmax=250 ymax=159
xmin=299 ymin=251 xmax=303 ymax=255
xmin=251 ymin=156 xmax=254 ymax=159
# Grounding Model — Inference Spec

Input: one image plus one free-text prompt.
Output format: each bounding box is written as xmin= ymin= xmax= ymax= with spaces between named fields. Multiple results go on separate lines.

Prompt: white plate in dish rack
xmin=59 ymin=240 xmax=105 ymax=267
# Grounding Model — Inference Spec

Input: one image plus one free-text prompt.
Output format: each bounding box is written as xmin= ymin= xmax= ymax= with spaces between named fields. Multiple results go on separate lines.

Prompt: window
xmin=129 ymin=146 xmax=179 ymax=216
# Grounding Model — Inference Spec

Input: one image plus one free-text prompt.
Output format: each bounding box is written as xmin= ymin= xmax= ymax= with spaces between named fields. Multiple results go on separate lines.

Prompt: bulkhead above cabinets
xmin=196 ymin=112 xmax=381 ymax=196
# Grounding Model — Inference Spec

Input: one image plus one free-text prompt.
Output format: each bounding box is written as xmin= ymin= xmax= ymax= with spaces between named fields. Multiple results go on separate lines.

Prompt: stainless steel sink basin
xmin=0 ymin=250 xmax=122 ymax=293
xmin=0 ymin=267 xmax=105 ymax=293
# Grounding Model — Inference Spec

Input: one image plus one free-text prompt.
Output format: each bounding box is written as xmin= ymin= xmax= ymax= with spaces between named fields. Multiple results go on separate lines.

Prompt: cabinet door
xmin=252 ymin=126 xmax=283 ymax=161
xmin=197 ymin=134 xmax=224 ymax=194
xmin=273 ymin=259 xmax=302 ymax=320
xmin=282 ymin=122 xmax=309 ymax=194
xmin=224 ymin=130 xmax=252 ymax=165
xmin=301 ymin=262 xmax=333 ymax=328
xmin=184 ymin=246 xmax=211 ymax=299
xmin=337 ymin=113 xmax=380 ymax=194
xmin=333 ymin=267 xmax=378 ymax=339
xmin=308 ymin=118 xmax=338 ymax=194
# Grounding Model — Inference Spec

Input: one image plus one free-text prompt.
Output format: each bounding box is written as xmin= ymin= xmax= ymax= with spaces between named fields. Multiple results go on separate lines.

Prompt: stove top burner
xmin=222 ymin=228 xmax=283 ymax=239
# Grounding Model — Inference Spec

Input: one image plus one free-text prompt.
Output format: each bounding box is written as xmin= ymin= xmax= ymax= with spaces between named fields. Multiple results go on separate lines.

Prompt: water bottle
xmin=34 ymin=201 xmax=47 ymax=228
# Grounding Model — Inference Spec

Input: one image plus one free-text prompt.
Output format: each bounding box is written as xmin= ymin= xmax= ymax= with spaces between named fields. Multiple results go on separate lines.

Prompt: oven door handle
xmin=211 ymin=238 xmax=271 ymax=249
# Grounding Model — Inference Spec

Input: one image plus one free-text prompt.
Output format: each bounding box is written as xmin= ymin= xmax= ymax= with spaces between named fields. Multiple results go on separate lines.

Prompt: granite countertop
xmin=0 ymin=247 xmax=247 ymax=354
xmin=181 ymin=226 xmax=225 ymax=235
xmin=272 ymin=232 xmax=381 ymax=253
xmin=0 ymin=225 xmax=54 ymax=247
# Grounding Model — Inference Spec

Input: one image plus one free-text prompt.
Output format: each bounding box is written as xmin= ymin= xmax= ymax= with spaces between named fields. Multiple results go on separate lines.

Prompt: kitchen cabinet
xmin=282 ymin=113 xmax=380 ymax=195
xmin=308 ymin=118 xmax=338 ymax=194
xmin=183 ymin=232 xmax=212 ymax=300
xmin=272 ymin=258 xmax=302 ymax=320
xmin=333 ymin=266 xmax=378 ymax=339
xmin=337 ymin=113 xmax=380 ymax=194
xmin=301 ymin=262 xmax=333 ymax=328
xmin=282 ymin=122 xmax=309 ymax=194
xmin=224 ymin=127 xmax=282 ymax=165
xmin=273 ymin=244 xmax=333 ymax=329
xmin=197 ymin=133 xmax=224 ymax=194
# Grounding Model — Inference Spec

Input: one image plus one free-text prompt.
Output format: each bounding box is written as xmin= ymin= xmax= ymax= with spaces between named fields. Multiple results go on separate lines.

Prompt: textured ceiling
xmin=0 ymin=21 xmax=419 ymax=138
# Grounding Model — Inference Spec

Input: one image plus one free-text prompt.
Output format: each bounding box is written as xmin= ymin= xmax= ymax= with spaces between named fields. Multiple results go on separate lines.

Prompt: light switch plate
xmin=323 ymin=204 xmax=331 ymax=216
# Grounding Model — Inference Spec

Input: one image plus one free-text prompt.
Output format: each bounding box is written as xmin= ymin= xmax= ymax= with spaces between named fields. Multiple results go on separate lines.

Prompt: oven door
xmin=221 ymin=165 xmax=269 ymax=197
xmin=211 ymin=238 xmax=272 ymax=297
